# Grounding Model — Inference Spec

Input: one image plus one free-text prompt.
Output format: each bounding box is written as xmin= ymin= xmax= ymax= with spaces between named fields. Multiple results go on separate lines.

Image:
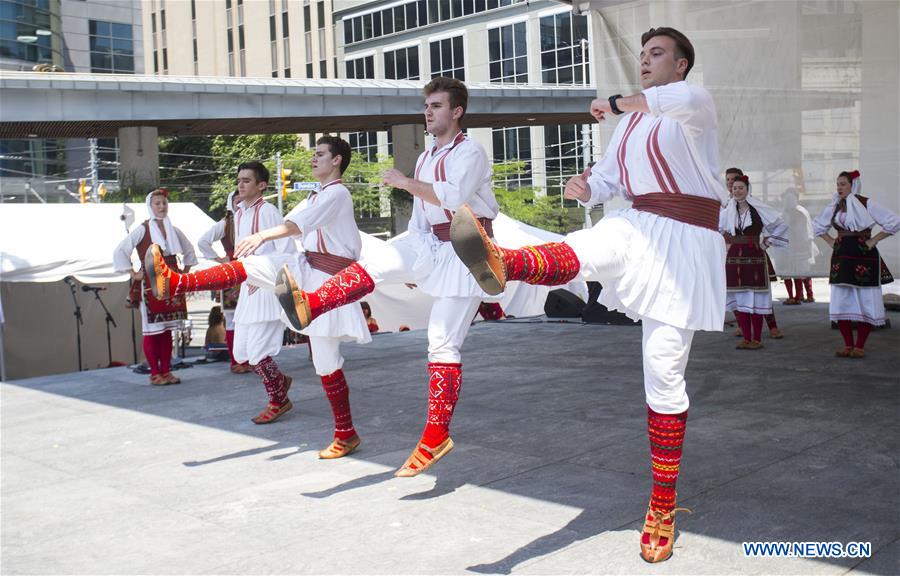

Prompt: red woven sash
xmin=432 ymin=217 xmax=494 ymax=242
xmin=306 ymin=251 xmax=356 ymax=275
xmin=632 ymin=193 xmax=721 ymax=231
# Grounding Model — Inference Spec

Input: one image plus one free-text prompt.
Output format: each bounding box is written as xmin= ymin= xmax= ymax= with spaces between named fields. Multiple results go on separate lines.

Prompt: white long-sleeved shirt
xmin=233 ymin=196 xmax=296 ymax=324
xmin=197 ymin=220 xmax=227 ymax=260
xmin=285 ymin=179 xmax=361 ymax=259
xmin=583 ymin=81 xmax=728 ymax=207
xmin=408 ymin=131 xmax=498 ymax=235
xmin=813 ymin=196 xmax=900 ymax=236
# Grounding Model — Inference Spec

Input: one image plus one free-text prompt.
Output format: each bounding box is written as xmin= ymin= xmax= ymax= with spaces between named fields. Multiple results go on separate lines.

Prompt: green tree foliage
xmin=491 ymin=161 xmax=582 ymax=234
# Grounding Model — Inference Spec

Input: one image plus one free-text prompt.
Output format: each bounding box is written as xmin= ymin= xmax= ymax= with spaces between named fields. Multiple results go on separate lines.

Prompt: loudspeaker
xmin=581 ymin=282 xmax=639 ymax=325
xmin=544 ymin=288 xmax=586 ymax=318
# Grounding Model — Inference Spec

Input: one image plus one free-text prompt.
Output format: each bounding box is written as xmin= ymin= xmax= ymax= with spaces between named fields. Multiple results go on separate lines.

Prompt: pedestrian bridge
xmin=0 ymin=72 xmax=596 ymax=138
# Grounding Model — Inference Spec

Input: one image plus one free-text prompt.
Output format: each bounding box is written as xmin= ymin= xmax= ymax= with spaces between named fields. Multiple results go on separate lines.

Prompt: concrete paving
xmin=2 ymin=300 xmax=898 ymax=575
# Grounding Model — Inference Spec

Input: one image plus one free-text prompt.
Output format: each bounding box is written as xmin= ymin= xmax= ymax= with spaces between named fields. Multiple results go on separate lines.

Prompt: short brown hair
xmin=725 ymin=167 xmax=744 ymax=177
xmin=641 ymin=27 xmax=695 ymax=79
xmin=237 ymin=161 xmax=270 ymax=185
xmin=316 ymin=135 xmax=352 ymax=174
xmin=424 ymin=76 xmax=468 ymax=118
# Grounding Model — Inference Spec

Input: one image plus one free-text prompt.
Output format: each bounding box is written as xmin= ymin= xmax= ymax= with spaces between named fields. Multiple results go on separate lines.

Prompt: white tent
xmin=0 ymin=203 xmax=217 ymax=380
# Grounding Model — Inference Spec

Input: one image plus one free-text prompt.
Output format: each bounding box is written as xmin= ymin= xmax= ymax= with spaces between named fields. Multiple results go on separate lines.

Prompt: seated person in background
xmin=205 ymin=306 xmax=229 ymax=361
xmin=360 ymin=301 xmax=379 ymax=333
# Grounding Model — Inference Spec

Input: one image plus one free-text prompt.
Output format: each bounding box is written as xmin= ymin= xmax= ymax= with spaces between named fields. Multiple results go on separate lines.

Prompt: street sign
xmin=293 ymin=182 xmax=320 ymax=191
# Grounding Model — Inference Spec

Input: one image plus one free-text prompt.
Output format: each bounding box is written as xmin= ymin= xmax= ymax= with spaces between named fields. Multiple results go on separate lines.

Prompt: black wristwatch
xmin=608 ymin=94 xmax=624 ymax=115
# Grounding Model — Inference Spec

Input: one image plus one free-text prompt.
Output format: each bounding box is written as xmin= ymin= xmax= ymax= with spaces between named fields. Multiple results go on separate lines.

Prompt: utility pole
xmin=580 ymin=38 xmax=592 ymax=230
xmin=275 ymin=152 xmax=283 ymax=214
xmin=89 ymin=137 xmax=99 ymax=203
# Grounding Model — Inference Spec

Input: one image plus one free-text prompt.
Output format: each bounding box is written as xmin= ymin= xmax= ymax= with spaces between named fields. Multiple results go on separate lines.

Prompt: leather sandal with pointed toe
xmin=143 ymin=244 xmax=171 ymax=300
xmin=149 ymin=374 xmax=167 ymax=386
xmin=849 ymin=347 xmax=866 ymax=359
xmin=449 ymin=206 xmax=506 ymax=296
xmin=769 ymin=328 xmax=784 ymax=339
xmin=251 ymin=400 xmax=293 ymax=424
xmin=162 ymin=372 xmax=181 ymax=385
xmin=394 ymin=437 xmax=454 ymax=477
xmin=275 ymin=264 xmax=312 ymax=332
xmin=319 ymin=435 xmax=361 ymax=459
xmin=640 ymin=505 xmax=691 ymax=563
xmin=835 ymin=346 xmax=853 ymax=358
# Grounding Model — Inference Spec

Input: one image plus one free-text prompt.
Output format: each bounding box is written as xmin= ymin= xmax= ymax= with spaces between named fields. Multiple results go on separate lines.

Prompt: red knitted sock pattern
xmin=306 ymin=262 xmax=375 ymax=322
xmin=321 ymin=369 xmax=356 ymax=440
xmin=226 ymin=330 xmax=237 ymax=366
xmin=173 ymin=261 xmax=246 ymax=296
xmin=765 ymin=313 xmax=778 ymax=330
xmin=421 ymin=362 xmax=462 ymax=449
xmin=793 ymin=278 xmax=804 ymax=299
xmin=254 ymin=356 xmax=288 ymax=405
xmin=838 ymin=320 xmax=854 ymax=347
xmin=856 ymin=322 xmax=872 ymax=349
xmin=501 ymin=242 xmax=580 ymax=286
xmin=804 ymin=278 xmax=814 ymax=299
xmin=648 ymin=406 xmax=688 ymax=514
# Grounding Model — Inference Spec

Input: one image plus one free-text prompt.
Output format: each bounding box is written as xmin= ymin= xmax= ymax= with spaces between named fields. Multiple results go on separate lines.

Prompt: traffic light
xmin=281 ymin=168 xmax=293 ymax=200
xmin=78 ymin=179 xmax=89 ymax=203
xmin=97 ymin=183 xmax=107 ymax=200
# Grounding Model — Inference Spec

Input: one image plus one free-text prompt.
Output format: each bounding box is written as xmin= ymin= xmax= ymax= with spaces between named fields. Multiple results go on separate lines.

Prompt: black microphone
xmin=81 ymin=284 xmax=107 ymax=292
xmin=63 ymin=275 xmax=77 ymax=287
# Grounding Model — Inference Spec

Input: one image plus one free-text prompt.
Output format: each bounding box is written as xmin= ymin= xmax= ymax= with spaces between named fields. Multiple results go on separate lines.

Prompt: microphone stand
xmin=66 ymin=281 xmax=83 ymax=371
xmin=87 ymin=287 xmax=117 ymax=367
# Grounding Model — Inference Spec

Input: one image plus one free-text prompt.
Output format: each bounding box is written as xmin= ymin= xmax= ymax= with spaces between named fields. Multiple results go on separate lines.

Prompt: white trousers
xmin=641 ymin=317 xmax=693 ymax=414
xmin=233 ymin=320 xmax=283 ymax=365
xmin=567 ymin=217 xmax=694 ymax=414
xmin=309 ymin=335 xmax=344 ymax=376
xmin=361 ymin=242 xmax=481 ymax=363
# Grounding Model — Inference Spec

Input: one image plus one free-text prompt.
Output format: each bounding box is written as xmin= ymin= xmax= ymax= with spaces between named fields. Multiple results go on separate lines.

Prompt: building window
xmin=492 ymin=127 xmax=531 ymax=187
xmin=544 ymin=124 xmax=587 ymax=197
xmin=345 ymin=55 xmax=373 ymax=79
xmin=89 ymin=21 xmax=134 ymax=73
xmin=540 ymin=11 xmax=589 ymax=85
xmin=488 ymin=21 xmax=526 ymax=83
xmin=429 ymin=35 xmax=464 ymax=80
xmin=343 ymin=0 xmax=523 ymax=46
xmin=349 ymin=131 xmax=379 ymax=163
xmin=319 ymin=59 xmax=327 ymax=77
xmin=384 ymin=45 xmax=419 ymax=80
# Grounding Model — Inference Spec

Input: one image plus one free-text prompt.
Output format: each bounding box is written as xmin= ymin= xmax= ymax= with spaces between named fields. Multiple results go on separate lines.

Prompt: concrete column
xmin=117 ymin=126 xmax=159 ymax=192
xmin=860 ymin=0 xmax=900 ymax=275
xmin=390 ymin=123 xmax=425 ymax=235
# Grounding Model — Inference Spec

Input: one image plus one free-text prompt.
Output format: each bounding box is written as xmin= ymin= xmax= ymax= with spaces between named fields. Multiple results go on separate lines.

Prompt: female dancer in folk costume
xmin=114 ymin=189 xmax=197 ymax=385
xmin=813 ymin=170 xmax=898 ymax=358
xmin=197 ymin=191 xmax=252 ymax=374
xmin=146 ymin=138 xmax=371 ymax=459
xmin=720 ymin=175 xmax=789 ymax=349
xmin=774 ymin=188 xmax=819 ymax=304
xmin=449 ymin=28 xmax=724 ymax=563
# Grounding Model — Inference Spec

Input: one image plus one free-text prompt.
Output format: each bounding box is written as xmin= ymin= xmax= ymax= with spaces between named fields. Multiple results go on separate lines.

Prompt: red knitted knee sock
xmin=421 ymin=362 xmax=462 ymax=449
xmin=647 ymin=406 xmax=688 ymax=514
xmin=304 ymin=262 xmax=375 ymax=323
xmin=142 ymin=335 xmax=160 ymax=375
xmin=321 ymin=369 xmax=356 ymax=440
xmin=784 ymin=279 xmax=795 ymax=300
xmin=254 ymin=356 xmax=288 ymax=405
xmin=734 ymin=311 xmax=751 ymax=343
xmin=501 ymin=242 xmax=581 ymax=286
xmin=855 ymin=322 xmax=872 ymax=349
xmin=750 ymin=314 xmax=764 ymax=342
xmin=838 ymin=320 xmax=854 ymax=347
